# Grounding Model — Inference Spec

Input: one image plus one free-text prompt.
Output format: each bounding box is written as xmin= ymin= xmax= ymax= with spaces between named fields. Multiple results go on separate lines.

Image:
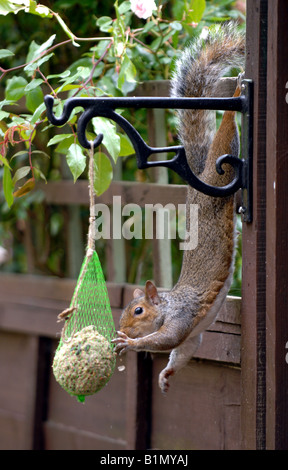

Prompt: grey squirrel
xmin=112 ymin=23 xmax=245 ymax=393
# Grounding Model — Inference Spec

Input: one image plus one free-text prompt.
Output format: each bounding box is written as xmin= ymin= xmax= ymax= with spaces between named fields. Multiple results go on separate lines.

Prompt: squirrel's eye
xmin=134 ymin=307 xmax=143 ymax=315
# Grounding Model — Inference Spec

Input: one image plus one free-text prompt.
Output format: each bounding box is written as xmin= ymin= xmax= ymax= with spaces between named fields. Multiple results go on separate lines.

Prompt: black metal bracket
xmin=44 ymin=78 xmax=253 ymax=222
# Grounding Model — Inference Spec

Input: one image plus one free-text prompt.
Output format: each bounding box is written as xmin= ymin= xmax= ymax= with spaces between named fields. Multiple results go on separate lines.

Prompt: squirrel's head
xmin=119 ymin=280 xmax=163 ymax=338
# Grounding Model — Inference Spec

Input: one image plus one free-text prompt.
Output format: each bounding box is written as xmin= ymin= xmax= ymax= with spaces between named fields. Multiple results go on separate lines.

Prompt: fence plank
xmin=151 ymin=358 xmax=241 ymax=450
xmin=0 ymin=273 xmax=123 ymax=338
xmin=0 ymin=273 xmax=241 ymax=449
xmin=0 ymin=273 xmax=122 ymax=306
xmin=44 ymin=421 xmax=126 ymax=450
xmin=266 ymin=0 xmax=288 ymax=449
xmin=241 ymin=0 xmax=268 ymax=450
xmin=0 ymin=331 xmax=38 ymax=450
xmin=37 ymin=180 xmax=187 ymax=207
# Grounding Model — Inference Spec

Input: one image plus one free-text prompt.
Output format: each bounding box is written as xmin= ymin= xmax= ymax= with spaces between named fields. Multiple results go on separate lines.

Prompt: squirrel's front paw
xmin=159 ymin=367 xmax=174 ymax=395
xmin=112 ymin=331 xmax=137 ymax=355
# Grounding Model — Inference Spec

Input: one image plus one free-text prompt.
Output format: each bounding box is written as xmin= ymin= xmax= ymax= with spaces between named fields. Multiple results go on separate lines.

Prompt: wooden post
xmin=241 ymin=0 xmax=267 ymax=449
xmin=32 ymin=337 xmax=52 ymax=450
xmin=126 ymin=351 xmax=152 ymax=450
xmin=242 ymin=0 xmax=288 ymax=449
xmin=266 ymin=0 xmax=288 ymax=450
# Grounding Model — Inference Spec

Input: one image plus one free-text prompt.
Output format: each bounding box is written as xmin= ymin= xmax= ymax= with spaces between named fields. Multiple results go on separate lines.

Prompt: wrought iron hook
xmin=44 ymin=79 xmax=253 ymax=220
xmin=44 ymin=95 xmax=104 ymax=148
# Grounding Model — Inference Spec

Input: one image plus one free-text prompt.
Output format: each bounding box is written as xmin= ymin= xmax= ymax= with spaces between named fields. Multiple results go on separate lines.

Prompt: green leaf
xmin=54 ymin=84 xmax=79 ymax=93
xmin=0 ymin=154 xmax=11 ymax=168
xmin=0 ymin=120 xmax=8 ymax=134
xmin=13 ymin=177 xmax=35 ymax=198
xmin=55 ymin=135 xmax=75 ymax=154
xmin=119 ymin=134 xmax=135 ymax=157
xmin=150 ymin=36 xmax=162 ymax=51
xmin=24 ymin=52 xmax=54 ymax=75
xmin=24 ymin=35 xmax=56 ymax=75
xmin=3 ymin=164 xmax=14 ymax=207
xmin=96 ymin=16 xmax=113 ymax=32
xmin=0 ymin=110 xmax=9 ymax=119
xmin=117 ymin=0 xmax=131 ymax=15
xmin=188 ymin=0 xmax=206 ymax=23
xmin=10 ymin=150 xmax=29 ymax=160
xmin=47 ymin=70 xmax=71 ymax=80
xmin=25 ymin=78 xmax=43 ymax=92
xmin=5 ymin=76 xmax=28 ymax=101
xmin=91 ymin=40 xmax=111 ymax=59
xmin=142 ymin=21 xmax=156 ymax=34
xmin=47 ymin=133 xmax=73 ymax=147
xmin=26 ymin=86 xmax=43 ymax=113
xmin=0 ymin=0 xmax=28 ymax=16
xmin=0 ymin=99 xmax=15 ymax=109
xmin=53 ymin=67 xmax=89 ymax=94
xmin=31 ymin=150 xmax=50 ymax=159
xmin=93 ymin=152 xmax=113 ymax=196
xmin=117 ymin=55 xmax=137 ymax=91
xmin=30 ymin=102 xmax=46 ymax=125
xmin=33 ymin=166 xmax=47 ymax=182
xmin=25 ymin=40 xmax=38 ymax=64
xmin=11 ymin=149 xmax=50 ymax=160
xmin=26 ymin=34 xmax=56 ymax=63
xmin=172 ymin=0 xmax=185 ymax=21
xmin=12 ymin=165 xmax=31 ymax=184
xmin=28 ymin=1 xmax=52 ymax=18
xmin=0 ymin=49 xmax=14 ymax=59
xmin=92 ymin=117 xmax=120 ymax=163
xmin=66 ymin=143 xmax=86 ymax=182
xmin=170 ymin=21 xmax=183 ymax=31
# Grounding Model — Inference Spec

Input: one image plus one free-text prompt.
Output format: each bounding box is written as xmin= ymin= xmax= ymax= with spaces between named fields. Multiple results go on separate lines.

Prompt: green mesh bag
xmin=52 ymin=145 xmax=116 ymax=403
xmin=60 ymin=251 xmax=115 ymax=342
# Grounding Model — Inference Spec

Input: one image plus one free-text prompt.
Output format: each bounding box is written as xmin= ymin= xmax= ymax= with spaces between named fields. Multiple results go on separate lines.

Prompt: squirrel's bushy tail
xmin=171 ymin=22 xmax=245 ymax=175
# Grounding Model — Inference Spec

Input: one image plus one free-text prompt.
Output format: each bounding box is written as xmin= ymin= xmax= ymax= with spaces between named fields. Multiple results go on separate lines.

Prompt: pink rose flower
xmin=130 ymin=0 xmax=157 ymax=19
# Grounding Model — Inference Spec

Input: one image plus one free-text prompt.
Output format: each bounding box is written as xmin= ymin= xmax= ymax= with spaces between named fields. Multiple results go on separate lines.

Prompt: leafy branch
xmin=0 ymin=0 xmax=245 ymax=208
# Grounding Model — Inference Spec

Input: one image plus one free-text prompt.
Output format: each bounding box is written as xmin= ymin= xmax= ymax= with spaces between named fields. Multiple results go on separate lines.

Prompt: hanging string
xmin=58 ymin=142 xmax=96 ymax=341
xmin=87 ymin=140 xmax=96 ymax=255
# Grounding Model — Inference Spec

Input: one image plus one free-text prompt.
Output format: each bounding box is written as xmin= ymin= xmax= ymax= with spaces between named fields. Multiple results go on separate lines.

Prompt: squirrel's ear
xmin=133 ymin=288 xmax=144 ymax=299
xmin=145 ymin=280 xmax=161 ymax=305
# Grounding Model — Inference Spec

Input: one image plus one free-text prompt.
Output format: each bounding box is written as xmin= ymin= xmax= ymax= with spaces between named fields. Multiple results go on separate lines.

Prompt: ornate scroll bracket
xmin=44 ymin=78 xmax=253 ymax=222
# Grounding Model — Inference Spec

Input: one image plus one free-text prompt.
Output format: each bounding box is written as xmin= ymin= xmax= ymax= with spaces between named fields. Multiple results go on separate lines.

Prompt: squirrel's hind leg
xmin=158 ymin=333 xmax=202 ymax=394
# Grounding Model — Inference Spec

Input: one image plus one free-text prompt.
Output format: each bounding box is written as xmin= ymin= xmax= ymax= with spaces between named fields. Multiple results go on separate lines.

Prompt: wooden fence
xmin=0 ymin=76 xmax=242 ymax=449
xmin=0 ymin=268 xmax=241 ymax=450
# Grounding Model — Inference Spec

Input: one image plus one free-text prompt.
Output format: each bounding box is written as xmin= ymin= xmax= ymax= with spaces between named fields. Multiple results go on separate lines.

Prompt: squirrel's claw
xmin=112 ymin=331 xmax=136 ymax=355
